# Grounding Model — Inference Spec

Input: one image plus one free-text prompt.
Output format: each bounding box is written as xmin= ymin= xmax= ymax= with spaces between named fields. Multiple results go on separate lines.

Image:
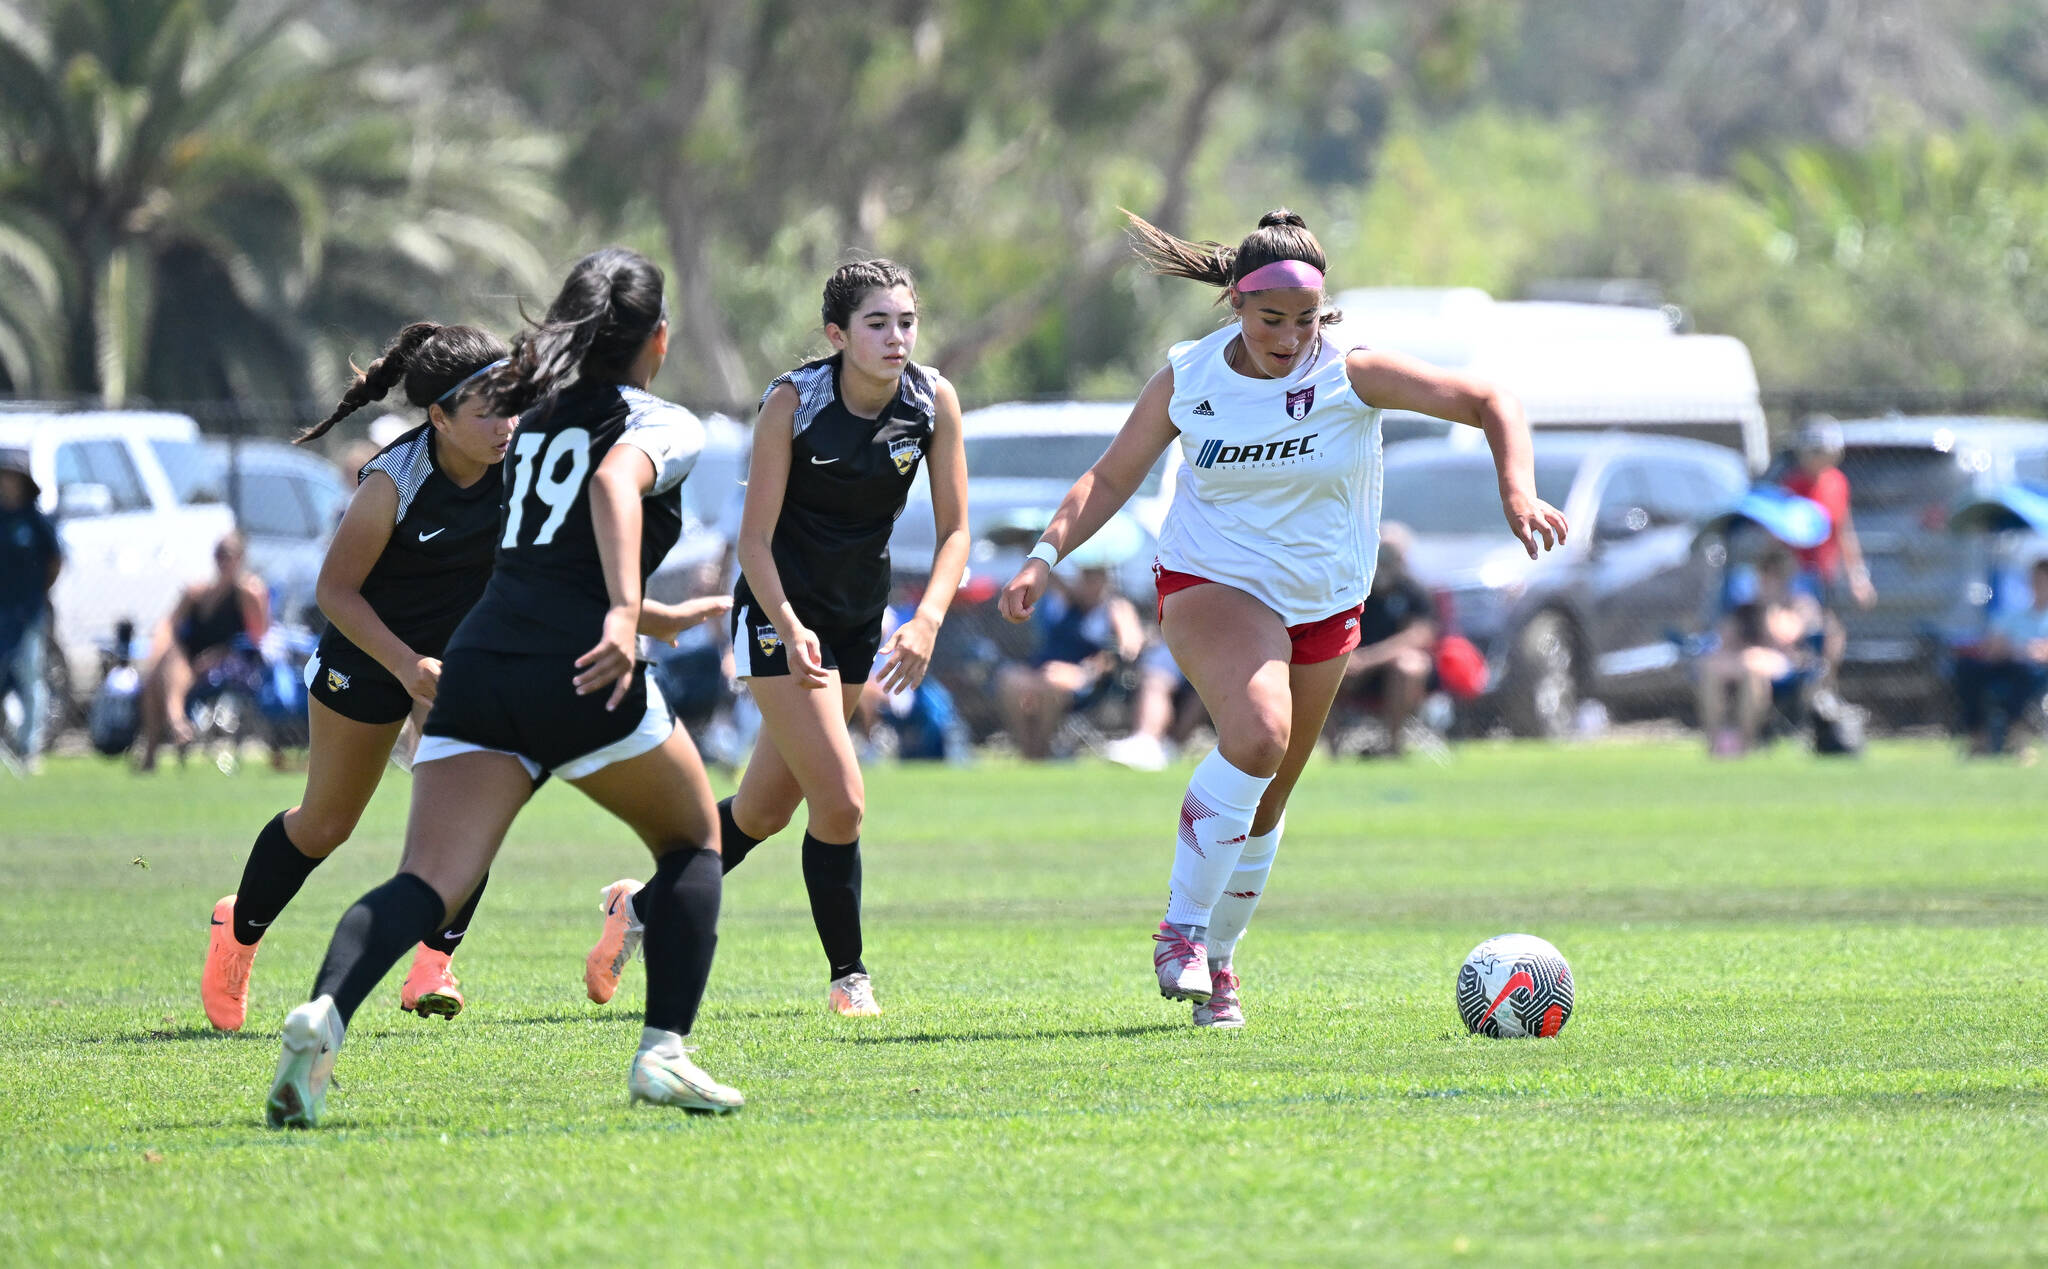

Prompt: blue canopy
xmin=1691 ymin=486 xmax=1833 ymax=551
xmin=1949 ymin=481 xmax=2048 ymax=536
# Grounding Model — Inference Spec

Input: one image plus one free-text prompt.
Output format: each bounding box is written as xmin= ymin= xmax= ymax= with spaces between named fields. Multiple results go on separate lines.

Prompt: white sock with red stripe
xmin=1206 ymin=816 xmax=1282 ymax=967
xmin=1163 ymin=749 xmax=1274 ymax=927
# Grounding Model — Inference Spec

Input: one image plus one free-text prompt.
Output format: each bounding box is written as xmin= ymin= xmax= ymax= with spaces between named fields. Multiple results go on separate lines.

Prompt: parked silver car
xmin=1383 ymin=431 xmax=1749 ymax=736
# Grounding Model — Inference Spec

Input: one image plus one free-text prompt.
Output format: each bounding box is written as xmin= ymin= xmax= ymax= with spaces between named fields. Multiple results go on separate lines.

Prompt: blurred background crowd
xmin=8 ymin=0 xmax=2048 ymax=772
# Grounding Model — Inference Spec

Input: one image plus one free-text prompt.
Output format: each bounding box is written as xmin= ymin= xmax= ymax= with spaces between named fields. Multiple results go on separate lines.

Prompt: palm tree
xmin=0 ymin=0 xmax=562 ymax=405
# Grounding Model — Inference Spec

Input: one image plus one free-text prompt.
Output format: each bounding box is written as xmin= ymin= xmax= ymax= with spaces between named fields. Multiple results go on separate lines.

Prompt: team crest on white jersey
xmin=756 ymin=625 xmax=783 ymax=656
xmin=1285 ymin=385 xmax=1316 ymax=421
xmin=888 ymin=437 xmax=921 ymax=476
xmin=325 ymin=668 xmax=351 ymax=692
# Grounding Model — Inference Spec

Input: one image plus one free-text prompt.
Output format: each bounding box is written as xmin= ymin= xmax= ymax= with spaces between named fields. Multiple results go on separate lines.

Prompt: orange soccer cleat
xmin=202 ymin=894 xmax=260 ymax=1031
xmin=827 ymin=972 xmax=881 ymax=1017
xmin=584 ymin=879 xmax=645 ymax=1005
xmin=399 ymin=945 xmax=464 ymax=1018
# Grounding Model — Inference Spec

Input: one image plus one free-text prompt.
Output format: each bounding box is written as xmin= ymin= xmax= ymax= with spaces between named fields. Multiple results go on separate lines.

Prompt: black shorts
xmin=305 ymin=636 xmax=413 ymax=726
xmin=417 ymin=647 xmax=673 ymax=781
xmin=730 ymin=599 xmax=884 ymax=684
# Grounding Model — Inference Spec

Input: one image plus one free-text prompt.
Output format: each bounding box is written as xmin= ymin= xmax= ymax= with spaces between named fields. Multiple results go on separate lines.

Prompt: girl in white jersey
xmin=1001 ymin=208 xmax=1569 ymax=1028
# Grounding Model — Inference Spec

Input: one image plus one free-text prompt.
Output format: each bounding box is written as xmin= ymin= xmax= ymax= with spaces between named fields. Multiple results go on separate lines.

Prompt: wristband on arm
xmin=1027 ymin=541 xmax=1060 ymax=568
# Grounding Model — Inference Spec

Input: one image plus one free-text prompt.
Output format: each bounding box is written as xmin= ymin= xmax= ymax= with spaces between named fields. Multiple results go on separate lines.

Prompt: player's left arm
xmin=1107 ymin=594 xmax=1146 ymax=663
xmin=638 ymin=595 xmax=734 ymax=646
xmin=578 ymin=445 xmax=655 ymax=710
xmin=1347 ymin=349 xmax=1568 ymax=560
xmin=1832 ymin=472 xmax=1875 ymax=607
xmin=238 ymin=574 xmax=271 ymax=641
xmin=877 ymin=376 xmax=971 ymax=695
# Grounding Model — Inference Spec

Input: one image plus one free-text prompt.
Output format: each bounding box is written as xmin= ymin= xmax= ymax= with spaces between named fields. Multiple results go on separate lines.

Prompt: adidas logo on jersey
xmin=1193 ymin=399 xmax=1215 ymax=416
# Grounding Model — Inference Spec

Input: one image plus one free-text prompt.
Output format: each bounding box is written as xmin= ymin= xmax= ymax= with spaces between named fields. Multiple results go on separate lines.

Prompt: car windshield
xmin=1382 ymin=453 xmax=1581 ymax=535
xmin=965 ymin=434 xmax=1164 ymax=497
xmin=1838 ymin=447 xmax=1973 ymax=512
xmin=150 ymin=438 xmax=227 ymax=506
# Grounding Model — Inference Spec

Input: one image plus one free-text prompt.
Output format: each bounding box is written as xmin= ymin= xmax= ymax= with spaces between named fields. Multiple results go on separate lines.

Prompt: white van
xmin=0 ymin=409 xmax=237 ymax=685
xmin=1326 ymin=287 xmax=1771 ymax=472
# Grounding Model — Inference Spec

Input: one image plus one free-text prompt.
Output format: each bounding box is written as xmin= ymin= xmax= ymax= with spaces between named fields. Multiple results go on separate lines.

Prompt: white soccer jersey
xmin=1154 ymin=322 xmax=1383 ymax=626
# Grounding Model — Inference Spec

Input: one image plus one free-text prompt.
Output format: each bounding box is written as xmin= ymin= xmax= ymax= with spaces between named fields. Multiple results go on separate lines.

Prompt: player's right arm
xmin=1000 ymin=365 xmax=1179 ymax=623
xmin=734 ymin=383 xmax=831 ymax=687
xmin=315 ymin=471 xmax=438 ymax=701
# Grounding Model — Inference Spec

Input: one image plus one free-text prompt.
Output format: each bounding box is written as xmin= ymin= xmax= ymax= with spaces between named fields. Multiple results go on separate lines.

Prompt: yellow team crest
xmin=755 ymin=625 xmax=783 ymax=656
xmin=325 ymin=668 xmax=351 ymax=692
xmin=888 ymin=437 xmax=921 ymax=476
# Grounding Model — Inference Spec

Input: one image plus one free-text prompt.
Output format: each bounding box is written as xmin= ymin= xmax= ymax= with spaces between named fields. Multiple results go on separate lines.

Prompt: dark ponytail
xmin=487 ymin=247 xmax=666 ymax=417
xmin=821 ymin=258 xmax=918 ymax=331
xmin=1124 ymin=207 xmax=1333 ymax=319
xmin=299 ymin=322 xmax=510 ymax=443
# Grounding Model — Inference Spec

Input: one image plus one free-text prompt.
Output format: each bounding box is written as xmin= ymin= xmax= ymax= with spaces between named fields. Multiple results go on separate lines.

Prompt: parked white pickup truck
xmin=0 ymin=409 xmax=236 ymax=689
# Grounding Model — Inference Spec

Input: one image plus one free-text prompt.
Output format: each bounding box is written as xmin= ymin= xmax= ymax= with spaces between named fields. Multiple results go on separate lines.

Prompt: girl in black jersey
xmin=264 ymin=249 xmax=738 ymax=1127
xmin=201 ymin=323 xmax=514 ymax=1033
xmin=583 ymin=260 xmax=969 ymax=1020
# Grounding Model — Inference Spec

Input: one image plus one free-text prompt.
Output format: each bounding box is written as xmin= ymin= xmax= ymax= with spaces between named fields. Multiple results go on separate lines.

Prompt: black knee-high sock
xmin=801 ymin=832 xmax=864 ymax=981
xmin=311 ymin=874 xmax=446 ymax=1026
xmin=232 ymin=812 xmax=324 ymax=946
xmin=717 ymin=796 xmax=764 ymax=875
xmin=419 ymin=871 xmax=488 ymax=957
xmin=640 ymin=846 xmax=721 ymax=1036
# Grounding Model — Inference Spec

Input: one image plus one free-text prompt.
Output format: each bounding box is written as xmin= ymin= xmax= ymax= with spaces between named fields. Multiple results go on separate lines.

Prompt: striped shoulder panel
xmin=760 ymin=360 xmax=837 ymax=439
xmin=899 ymin=361 xmax=940 ymax=420
xmin=360 ymin=427 xmax=435 ymax=523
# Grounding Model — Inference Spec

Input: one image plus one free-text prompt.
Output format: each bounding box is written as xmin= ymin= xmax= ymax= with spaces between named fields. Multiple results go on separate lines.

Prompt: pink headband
xmin=1233 ymin=259 xmax=1325 ymax=292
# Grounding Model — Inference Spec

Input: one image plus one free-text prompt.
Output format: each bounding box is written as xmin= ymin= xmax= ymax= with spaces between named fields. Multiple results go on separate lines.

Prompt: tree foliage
xmin=0 ymin=0 xmax=562 ymax=404
xmin=6 ymin=0 xmax=2048 ymax=414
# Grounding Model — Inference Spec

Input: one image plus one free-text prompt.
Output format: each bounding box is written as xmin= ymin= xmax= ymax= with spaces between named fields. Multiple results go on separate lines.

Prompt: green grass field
xmin=2 ymin=741 xmax=2044 ymax=1265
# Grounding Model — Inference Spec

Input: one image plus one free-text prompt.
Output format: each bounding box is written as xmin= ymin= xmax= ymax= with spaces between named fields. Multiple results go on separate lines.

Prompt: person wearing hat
xmin=0 ymin=448 xmax=63 ymax=769
xmin=1782 ymin=417 xmax=1875 ymax=612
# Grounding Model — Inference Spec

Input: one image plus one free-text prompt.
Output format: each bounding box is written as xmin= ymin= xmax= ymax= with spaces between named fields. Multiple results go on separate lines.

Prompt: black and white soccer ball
xmin=1456 ymin=934 xmax=1574 ymax=1038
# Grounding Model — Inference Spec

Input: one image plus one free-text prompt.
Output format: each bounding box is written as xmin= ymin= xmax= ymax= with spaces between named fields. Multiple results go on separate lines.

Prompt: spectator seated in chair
xmin=1951 ymin=557 xmax=2048 ymax=757
xmin=1099 ymin=642 xmax=1211 ymax=772
xmin=135 ymin=529 xmax=270 ymax=772
xmin=1333 ymin=525 xmax=1438 ymax=757
xmin=1696 ymin=549 xmax=1825 ymax=757
xmin=994 ymin=563 xmax=1143 ymax=760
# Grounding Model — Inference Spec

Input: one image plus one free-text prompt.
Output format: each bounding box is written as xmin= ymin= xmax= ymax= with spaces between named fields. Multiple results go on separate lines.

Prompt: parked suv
xmin=1801 ymin=416 xmax=2048 ymax=715
xmin=1382 ymin=431 xmax=1749 ymax=736
xmin=0 ymin=409 xmax=236 ymax=689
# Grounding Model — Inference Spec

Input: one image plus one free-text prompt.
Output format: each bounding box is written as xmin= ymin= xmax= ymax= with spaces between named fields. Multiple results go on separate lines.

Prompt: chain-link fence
xmin=9 ymin=393 xmax=2048 ymax=768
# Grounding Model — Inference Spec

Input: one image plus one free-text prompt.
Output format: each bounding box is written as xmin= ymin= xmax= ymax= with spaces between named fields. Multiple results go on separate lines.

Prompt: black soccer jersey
xmin=325 ymin=423 xmax=502 ymax=660
xmin=735 ymin=355 xmax=937 ymax=632
xmin=448 ymin=380 xmax=701 ymax=657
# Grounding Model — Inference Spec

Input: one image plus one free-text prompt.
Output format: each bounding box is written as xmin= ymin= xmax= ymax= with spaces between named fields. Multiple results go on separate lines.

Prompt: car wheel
xmin=1503 ymin=611 xmax=1580 ymax=739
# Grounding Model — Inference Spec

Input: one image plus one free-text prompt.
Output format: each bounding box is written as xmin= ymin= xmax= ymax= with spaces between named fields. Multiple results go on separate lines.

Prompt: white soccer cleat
xmin=628 ymin=1045 xmax=744 ymax=1115
xmin=1153 ymin=920 xmax=1212 ymax=1003
xmin=1101 ymin=733 xmax=1171 ymax=773
xmin=266 ymin=996 xmax=343 ymax=1129
xmin=1194 ymin=965 xmax=1246 ymax=1028
xmin=827 ymin=971 xmax=881 ymax=1017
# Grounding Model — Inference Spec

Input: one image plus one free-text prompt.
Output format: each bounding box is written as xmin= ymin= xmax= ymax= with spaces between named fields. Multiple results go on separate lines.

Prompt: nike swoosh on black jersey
xmin=809 ymin=456 xmax=839 ymax=465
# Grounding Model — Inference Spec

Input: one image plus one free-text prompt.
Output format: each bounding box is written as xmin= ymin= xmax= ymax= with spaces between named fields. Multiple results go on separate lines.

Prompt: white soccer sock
xmin=637 ymin=1025 xmax=688 ymax=1060
xmin=1206 ymin=816 xmax=1282 ymax=966
xmin=1164 ymin=749 xmax=1274 ymax=927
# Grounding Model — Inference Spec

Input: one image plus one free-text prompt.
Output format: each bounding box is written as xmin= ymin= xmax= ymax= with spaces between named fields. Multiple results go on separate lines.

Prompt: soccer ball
xmin=1456 ymin=934 xmax=1574 ymax=1038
